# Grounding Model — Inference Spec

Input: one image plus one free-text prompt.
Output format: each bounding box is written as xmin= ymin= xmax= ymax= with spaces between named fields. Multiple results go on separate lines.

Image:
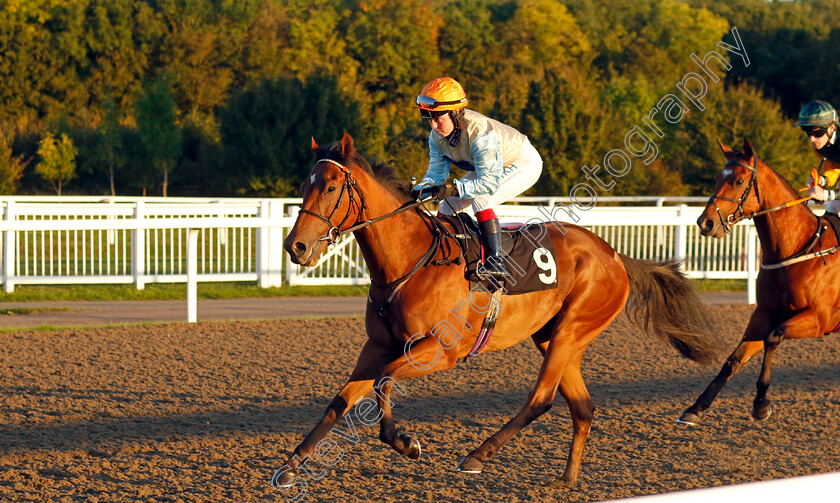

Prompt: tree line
xmin=0 ymin=0 xmax=837 ymax=198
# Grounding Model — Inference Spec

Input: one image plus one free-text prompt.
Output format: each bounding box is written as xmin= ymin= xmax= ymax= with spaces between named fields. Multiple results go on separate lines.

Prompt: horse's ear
xmin=716 ymin=139 xmax=735 ymax=158
xmin=340 ymin=131 xmax=354 ymax=158
xmin=311 ymin=137 xmax=319 ymax=153
xmin=742 ymin=137 xmax=754 ymax=159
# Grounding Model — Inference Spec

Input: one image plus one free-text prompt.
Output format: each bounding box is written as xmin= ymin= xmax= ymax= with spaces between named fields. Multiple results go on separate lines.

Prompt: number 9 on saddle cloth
xmin=444 ymin=214 xmax=559 ymax=295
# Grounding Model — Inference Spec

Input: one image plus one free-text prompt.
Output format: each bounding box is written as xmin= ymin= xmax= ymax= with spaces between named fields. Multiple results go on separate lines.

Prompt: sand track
xmin=1 ymin=305 xmax=839 ymax=502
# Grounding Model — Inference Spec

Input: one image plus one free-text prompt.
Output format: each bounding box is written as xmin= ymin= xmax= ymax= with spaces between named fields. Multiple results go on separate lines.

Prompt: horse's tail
xmin=619 ymin=254 xmax=723 ymax=365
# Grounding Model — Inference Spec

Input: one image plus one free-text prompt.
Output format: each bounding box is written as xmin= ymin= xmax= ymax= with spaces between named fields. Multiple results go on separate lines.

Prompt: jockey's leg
xmin=475 ymin=207 xmax=509 ymax=278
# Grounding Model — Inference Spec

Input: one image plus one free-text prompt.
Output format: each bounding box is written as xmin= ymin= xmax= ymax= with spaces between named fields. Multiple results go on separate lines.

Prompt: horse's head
xmin=697 ymin=138 xmax=762 ymax=238
xmin=284 ymin=132 xmax=367 ymax=266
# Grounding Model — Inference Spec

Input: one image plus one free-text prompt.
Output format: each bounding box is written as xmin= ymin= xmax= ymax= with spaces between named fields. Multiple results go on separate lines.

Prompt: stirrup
xmin=479 ymin=257 xmax=509 ymax=278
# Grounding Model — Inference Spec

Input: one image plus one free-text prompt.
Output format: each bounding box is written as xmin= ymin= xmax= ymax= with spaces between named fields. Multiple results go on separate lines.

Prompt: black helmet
xmin=794 ymin=100 xmax=837 ymax=127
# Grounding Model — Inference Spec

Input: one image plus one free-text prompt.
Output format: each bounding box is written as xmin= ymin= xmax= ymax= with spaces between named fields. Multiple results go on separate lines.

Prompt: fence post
xmin=285 ymin=206 xmax=300 ymax=286
xmin=187 ymin=228 xmax=199 ymax=323
xmin=3 ymin=200 xmax=15 ymax=293
xmin=674 ymin=204 xmax=688 ymax=270
xmin=132 ymin=201 xmax=145 ymax=290
xmin=747 ymin=224 xmax=757 ymax=304
xmin=257 ymin=200 xmax=284 ymax=288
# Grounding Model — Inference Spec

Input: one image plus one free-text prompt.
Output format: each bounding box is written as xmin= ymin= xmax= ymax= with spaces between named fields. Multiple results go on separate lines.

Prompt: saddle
xmin=437 ymin=213 xmax=559 ymax=296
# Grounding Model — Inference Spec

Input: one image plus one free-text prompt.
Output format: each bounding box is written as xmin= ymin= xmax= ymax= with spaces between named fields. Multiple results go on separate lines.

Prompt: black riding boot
xmin=478 ymin=218 xmax=509 ymax=278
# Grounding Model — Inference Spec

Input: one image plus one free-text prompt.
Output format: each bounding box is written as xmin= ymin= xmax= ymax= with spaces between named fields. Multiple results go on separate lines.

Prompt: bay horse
xmin=275 ymin=132 xmax=719 ymax=490
xmin=679 ymin=138 xmax=840 ymax=425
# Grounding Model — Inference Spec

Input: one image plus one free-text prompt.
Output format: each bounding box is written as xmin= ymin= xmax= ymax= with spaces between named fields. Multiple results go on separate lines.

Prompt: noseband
xmin=708 ymin=156 xmax=761 ymax=234
xmin=298 ymin=158 xmax=366 ymax=244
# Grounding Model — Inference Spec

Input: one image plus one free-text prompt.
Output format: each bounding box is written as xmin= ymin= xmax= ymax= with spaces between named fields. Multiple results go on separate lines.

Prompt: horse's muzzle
xmin=697 ymin=214 xmax=724 ymax=238
xmin=697 ymin=215 xmax=714 ymax=236
xmin=283 ymin=235 xmax=311 ymax=266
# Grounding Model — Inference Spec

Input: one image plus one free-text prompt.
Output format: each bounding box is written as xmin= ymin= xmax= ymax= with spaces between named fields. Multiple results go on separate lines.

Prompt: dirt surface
xmin=1 ymin=304 xmax=839 ymax=502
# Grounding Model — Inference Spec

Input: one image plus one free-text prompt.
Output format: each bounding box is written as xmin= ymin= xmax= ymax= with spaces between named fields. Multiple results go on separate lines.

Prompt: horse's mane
xmin=317 ymin=142 xmax=413 ymax=203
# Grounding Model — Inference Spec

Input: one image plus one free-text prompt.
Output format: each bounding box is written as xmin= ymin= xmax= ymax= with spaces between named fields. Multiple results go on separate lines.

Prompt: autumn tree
xmin=35 ymin=133 xmax=78 ymax=195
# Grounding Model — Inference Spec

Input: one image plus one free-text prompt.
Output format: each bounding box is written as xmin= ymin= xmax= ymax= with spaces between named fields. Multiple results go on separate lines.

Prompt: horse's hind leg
xmin=677 ymin=339 xmax=764 ymax=424
xmin=549 ymin=350 xmax=594 ymax=489
xmin=456 ymin=337 xmax=585 ymax=477
xmin=531 ymin=326 xmax=594 ymax=487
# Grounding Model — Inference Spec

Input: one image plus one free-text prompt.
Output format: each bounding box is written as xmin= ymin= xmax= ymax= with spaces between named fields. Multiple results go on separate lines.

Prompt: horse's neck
xmin=754 ymin=163 xmax=818 ymax=260
xmin=351 ymin=174 xmax=433 ymax=286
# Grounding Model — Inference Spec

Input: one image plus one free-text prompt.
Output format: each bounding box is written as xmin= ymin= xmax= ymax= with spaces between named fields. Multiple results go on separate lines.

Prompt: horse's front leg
xmin=678 ymin=308 xmax=772 ymax=425
xmin=375 ymin=334 xmax=458 ymax=459
xmin=752 ymin=308 xmax=822 ymax=421
xmin=272 ymin=340 xmax=391 ymax=489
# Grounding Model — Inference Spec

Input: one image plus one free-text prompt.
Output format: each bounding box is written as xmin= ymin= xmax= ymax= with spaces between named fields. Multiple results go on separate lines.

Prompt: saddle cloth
xmin=439 ymin=214 xmax=559 ymax=296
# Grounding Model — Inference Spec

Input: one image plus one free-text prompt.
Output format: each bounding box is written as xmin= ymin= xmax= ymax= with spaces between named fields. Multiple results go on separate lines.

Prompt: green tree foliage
xmin=35 ymin=132 xmax=77 ymax=195
xmin=521 ymin=68 xmax=616 ymax=195
xmin=689 ymin=0 xmax=840 ymax=115
xmin=218 ymin=76 xmax=363 ymax=197
xmin=0 ymin=0 xmax=836 ymax=197
xmin=673 ymin=84 xmax=811 ymax=194
xmin=86 ymin=96 xmax=125 ymax=196
xmin=0 ymin=131 xmax=26 ymax=194
xmin=135 ymin=74 xmax=182 ymax=196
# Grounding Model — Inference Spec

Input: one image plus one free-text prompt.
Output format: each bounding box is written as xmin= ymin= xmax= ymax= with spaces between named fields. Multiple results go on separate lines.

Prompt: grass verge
xmin=0 ymin=283 xmax=368 ymax=303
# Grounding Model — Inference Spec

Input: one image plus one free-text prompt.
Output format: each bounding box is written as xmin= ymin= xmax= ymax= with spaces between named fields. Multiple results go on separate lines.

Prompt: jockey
xmin=798 ymin=100 xmax=840 ymax=213
xmin=412 ymin=77 xmax=543 ymax=278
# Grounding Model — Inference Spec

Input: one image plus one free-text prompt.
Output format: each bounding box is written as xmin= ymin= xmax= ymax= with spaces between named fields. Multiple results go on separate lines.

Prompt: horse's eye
xmin=327 ymin=186 xmax=336 ymax=193
xmin=736 ymin=179 xmax=745 ymax=186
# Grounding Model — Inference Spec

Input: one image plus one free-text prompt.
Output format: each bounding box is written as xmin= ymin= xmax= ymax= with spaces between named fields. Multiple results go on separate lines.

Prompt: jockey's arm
xmin=418 ymin=135 xmax=451 ymax=189
xmin=454 ymin=132 xmax=503 ymax=198
xmin=823 ymin=168 xmax=840 ymax=188
xmin=808 ymin=168 xmax=840 ymax=201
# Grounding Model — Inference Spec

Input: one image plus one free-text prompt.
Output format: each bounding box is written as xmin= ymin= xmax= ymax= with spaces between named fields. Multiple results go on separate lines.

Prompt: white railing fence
xmin=1 ymin=196 xmax=764 ymax=321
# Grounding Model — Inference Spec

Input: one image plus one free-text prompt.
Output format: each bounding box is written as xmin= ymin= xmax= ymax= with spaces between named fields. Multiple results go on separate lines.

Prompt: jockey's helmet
xmin=416 ymin=77 xmax=468 ymax=119
xmin=794 ymin=100 xmax=838 ymax=127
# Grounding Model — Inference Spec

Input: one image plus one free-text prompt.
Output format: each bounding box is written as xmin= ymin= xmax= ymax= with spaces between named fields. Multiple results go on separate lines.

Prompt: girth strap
xmin=464 ymin=288 xmax=503 ymax=359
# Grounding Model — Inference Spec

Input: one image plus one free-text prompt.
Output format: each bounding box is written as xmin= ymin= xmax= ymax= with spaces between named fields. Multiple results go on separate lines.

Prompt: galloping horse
xmin=679 ymin=138 xmax=840 ymax=425
xmin=275 ymin=132 xmax=719 ymax=490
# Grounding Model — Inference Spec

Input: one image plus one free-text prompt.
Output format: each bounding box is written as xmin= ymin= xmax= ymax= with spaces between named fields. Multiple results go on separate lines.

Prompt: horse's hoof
xmin=675 ymin=411 xmax=701 ymax=426
xmin=270 ymin=467 xmax=300 ymax=489
xmin=400 ymin=434 xmax=422 ymax=459
xmin=546 ymin=478 xmax=577 ymax=490
xmin=751 ymin=401 xmax=773 ymax=421
xmin=456 ymin=456 xmax=483 ymax=474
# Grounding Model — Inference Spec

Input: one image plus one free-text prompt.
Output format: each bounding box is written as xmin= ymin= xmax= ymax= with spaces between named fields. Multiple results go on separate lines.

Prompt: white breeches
xmin=438 ymin=140 xmax=542 ymax=216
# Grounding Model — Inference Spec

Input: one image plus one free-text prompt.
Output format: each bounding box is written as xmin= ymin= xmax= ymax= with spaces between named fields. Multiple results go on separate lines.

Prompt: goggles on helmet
xmin=415 ymin=95 xmax=467 ymax=110
xmin=419 ymin=108 xmax=450 ymax=119
xmin=803 ymin=126 xmax=829 ymax=138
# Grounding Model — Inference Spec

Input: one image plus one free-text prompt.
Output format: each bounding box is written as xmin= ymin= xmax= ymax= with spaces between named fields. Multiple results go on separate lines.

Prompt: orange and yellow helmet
xmin=415 ymin=77 xmax=468 ymax=118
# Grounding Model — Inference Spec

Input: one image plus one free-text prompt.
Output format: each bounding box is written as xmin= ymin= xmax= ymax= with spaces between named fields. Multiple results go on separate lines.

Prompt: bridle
xmin=297 ymin=158 xmax=366 ymax=245
xmin=707 ymin=156 xmax=762 ymax=234
xmin=296 ymin=157 xmax=454 ymax=305
xmin=706 ymin=155 xmax=832 ymax=269
xmin=299 ymin=157 xmax=440 ymax=245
